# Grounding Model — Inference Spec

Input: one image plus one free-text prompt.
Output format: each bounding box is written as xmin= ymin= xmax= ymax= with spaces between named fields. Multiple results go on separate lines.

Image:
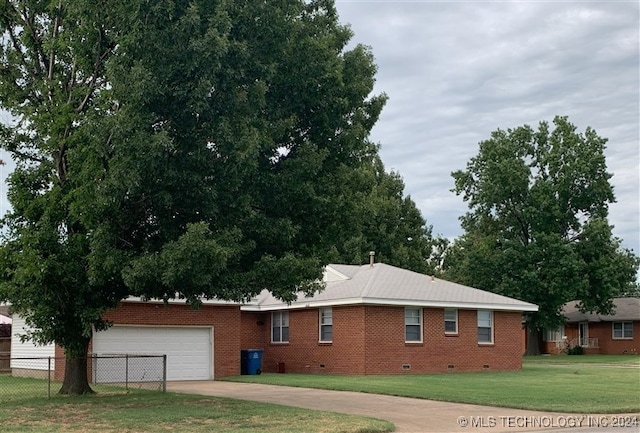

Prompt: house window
xmin=613 ymin=322 xmax=633 ymax=339
xmin=543 ymin=326 xmax=564 ymax=342
xmin=272 ymin=311 xmax=289 ymax=343
xmin=477 ymin=310 xmax=493 ymax=344
xmin=444 ymin=309 xmax=458 ymax=334
xmin=319 ymin=308 xmax=333 ymax=342
xmin=405 ymin=308 xmax=422 ymax=342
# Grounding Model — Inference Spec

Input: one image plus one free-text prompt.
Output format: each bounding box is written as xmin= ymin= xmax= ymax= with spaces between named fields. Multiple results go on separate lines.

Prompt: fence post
xmin=47 ymin=357 xmax=51 ymax=399
xmin=162 ymin=355 xmax=167 ymax=393
xmin=125 ymin=354 xmax=129 ymax=391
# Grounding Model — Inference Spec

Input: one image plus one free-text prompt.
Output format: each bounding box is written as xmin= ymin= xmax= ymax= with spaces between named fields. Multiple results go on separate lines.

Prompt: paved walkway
xmin=167 ymin=381 xmax=639 ymax=433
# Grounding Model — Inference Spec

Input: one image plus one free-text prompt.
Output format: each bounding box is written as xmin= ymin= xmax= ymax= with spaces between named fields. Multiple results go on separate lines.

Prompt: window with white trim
xmin=543 ymin=326 xmax=564 ymax=342
xmin=319 ymin=308 xmax=333 ymax=342
xmin=405 ymin=308 xmax=422 ymax=342
xmin=272 ymin=311 xmax=289 ymax=343
xmin=477 ymin=310 xmax=493 ymax=344
xmin=612 ymin=322 xmax=633 ymax=339
xmin=444 ymin=308 xmax=458 ymax=334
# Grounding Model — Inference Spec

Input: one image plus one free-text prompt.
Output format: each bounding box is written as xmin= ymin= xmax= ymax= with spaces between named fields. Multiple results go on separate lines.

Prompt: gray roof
xmin=563 ymin=297 xmax=640 ymax=322
xmin=242 ymin=263 xmax=538 ymax=312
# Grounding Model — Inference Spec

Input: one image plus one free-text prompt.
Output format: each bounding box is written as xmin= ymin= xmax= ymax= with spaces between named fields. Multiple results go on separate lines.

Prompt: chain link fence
xmin=0 ymin=354 xmax=166 ymax=402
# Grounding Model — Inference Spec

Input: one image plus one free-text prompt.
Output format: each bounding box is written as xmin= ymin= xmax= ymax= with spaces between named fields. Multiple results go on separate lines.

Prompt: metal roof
xmin=563 ymin=297 xmax=640 ymax=322
xmin=242 ymin=263 xmax=538 ymax=312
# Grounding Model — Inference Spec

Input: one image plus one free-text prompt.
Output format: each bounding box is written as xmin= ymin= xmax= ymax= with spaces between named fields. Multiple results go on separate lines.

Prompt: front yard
xmin=224 ymin=355 xmax=640 ymax=413
xmin=1 ymin=355 xmax=637 ymax=432
xmin=0 ymin=379 xmax=392 ymax=433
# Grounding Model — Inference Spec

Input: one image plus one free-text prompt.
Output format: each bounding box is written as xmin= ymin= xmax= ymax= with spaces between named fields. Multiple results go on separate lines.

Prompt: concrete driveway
xmin=167 ymin=381 xmax=639 ymax=433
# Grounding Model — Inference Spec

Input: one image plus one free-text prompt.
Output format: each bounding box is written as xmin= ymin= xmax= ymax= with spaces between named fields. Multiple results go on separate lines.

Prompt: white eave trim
xmin=241 ymin=297 xmax=364 ymax=311
xmin=122 ymin=296 xmax=241 ymax=306
xmin=240 ymin=297 xmax=538 ymax=312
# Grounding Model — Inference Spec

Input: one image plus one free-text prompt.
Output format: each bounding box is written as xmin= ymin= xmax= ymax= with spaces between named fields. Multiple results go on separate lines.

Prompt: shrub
xmin=565 ymin=344 xmax=584 ymax=355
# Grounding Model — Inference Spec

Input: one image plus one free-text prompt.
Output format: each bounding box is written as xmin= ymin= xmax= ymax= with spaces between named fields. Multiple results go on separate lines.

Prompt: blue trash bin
xmin=241 ymin=349 xmax=263 ymax=375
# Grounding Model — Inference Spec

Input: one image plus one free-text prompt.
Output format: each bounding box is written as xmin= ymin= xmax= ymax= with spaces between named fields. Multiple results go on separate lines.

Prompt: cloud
xmin=336 ymin=0 xmax=639 ymax=254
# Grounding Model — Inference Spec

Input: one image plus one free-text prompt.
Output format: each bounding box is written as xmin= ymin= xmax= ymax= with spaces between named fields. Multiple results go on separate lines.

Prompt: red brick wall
xmin=246 ymin=307 xmax=367 ymax=374
xmin=96 ymin=302 xmax=241 ymax=378
xmin=542 ymin=341 xmax=565 ymax=355
xmin=243 ymin=306 xmax=524 ymax=375
xmin=598 ymin=321 xmax=639 ymax=355
xmin=364 ymin=307 xmax=522 ymax=373
xmin=578 ymin=321 xmax=639 ymax=355
xmin=241 ymin=311 xmax=266 ymax=350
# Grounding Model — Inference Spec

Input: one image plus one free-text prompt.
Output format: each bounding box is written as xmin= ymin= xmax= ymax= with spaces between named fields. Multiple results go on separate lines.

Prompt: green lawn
xmin=523 ymin=354 xmax=640 ymax=365
xmin=224 ymin=356 xmax=640 ymax=413
xmin=0 ymin=380 xmax=392 ymax=433
xmin=0 ymin=374 xmax=163 ymax=403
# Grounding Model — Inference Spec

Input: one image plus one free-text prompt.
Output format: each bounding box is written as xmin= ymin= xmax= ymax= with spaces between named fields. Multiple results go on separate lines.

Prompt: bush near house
xmin=565 ymin=344 xmax=584 ymax=355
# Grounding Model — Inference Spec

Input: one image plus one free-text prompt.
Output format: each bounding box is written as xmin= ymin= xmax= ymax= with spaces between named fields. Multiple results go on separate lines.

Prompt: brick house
xmin=241 ymin=262 xmax=538 ymax=374
xmin=542 ymin=297 xmax=640 ymax=355
xmin=11 ymin=261 xmax=538 ymax=380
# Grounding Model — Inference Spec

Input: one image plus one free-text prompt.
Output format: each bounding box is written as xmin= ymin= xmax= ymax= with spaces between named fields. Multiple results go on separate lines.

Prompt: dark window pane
xmin=406 ymin=325 xmax=421 ymax=341
xmin=321 ymin=326 xmax=332 ymax=341
xmin=445 ymin=320 xmax=457 ymax=333
xmin=478 ymin=327 xmax=491 ymax=343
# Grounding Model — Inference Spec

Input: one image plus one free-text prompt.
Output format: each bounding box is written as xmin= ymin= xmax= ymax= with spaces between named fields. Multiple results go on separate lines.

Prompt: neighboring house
xmin=11 ymin=261 xmax=538 ymax=380
xmin=10 ymin=314 xmax=56 ymax=378
xmin=241 ymin=262 xmax=538 ymax=375
xmin=542 ymin=297 xmax=640 ymax=355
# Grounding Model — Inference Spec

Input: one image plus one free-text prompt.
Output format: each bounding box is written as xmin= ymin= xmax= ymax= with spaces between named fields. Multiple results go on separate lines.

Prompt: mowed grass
xmin=523 ymin=354 xmax=640 ymax=364
xmin=225 ymin=355 xmax=640 ymax=413
xmin=0 ymin=374 xmax=162 ymax=403
xmin=0 ymin=382 xmax=392 ymax=433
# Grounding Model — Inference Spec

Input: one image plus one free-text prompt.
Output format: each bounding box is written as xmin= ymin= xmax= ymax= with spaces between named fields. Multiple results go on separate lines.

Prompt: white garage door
xmin=93 ymin=326 xmax=213 ymax=381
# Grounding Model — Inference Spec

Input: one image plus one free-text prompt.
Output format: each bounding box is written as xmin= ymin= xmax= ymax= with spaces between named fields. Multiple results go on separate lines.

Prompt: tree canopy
xmin=0 ymin=0 xmax=433 ymax=393
xmin=448 ymin=116 xmax=639 ymax=353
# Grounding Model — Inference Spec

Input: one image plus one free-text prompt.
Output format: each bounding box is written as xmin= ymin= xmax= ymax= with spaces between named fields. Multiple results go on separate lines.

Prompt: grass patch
xmin=523 ymin=354 xmax=640 ymax=365
xmin=0 ymin=390 xmax=393 ymax=433
xmin=224 ymin=356 xmax=640 ymax=413
xmin=0 ymin=374 xmax=162 ymax=403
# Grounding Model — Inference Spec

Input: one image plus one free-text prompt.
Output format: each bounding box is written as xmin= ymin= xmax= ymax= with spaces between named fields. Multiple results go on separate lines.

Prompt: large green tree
xmin=0 ymin=0 xmax=432 ymax=394
xmin=449 ymin=116 xmax=639 ymax=354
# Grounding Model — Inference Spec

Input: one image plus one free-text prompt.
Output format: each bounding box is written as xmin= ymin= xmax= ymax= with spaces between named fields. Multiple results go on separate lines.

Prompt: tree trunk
xmin=525 ymin=326 xmax=541 ymax=356
xmin=59 ymin=339 xmax=94 ymax=395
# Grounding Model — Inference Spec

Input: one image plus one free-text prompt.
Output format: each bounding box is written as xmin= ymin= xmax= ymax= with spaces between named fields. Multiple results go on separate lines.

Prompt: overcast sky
xmin=1 ymin=0 xmax=638 ymax=258
xmin=334 ymin=0 xmax=639 ymax=256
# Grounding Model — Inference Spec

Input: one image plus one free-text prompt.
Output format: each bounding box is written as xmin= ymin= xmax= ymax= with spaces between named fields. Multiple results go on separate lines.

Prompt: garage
xmin=92 ymin=326 xmax=213 ymax=381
